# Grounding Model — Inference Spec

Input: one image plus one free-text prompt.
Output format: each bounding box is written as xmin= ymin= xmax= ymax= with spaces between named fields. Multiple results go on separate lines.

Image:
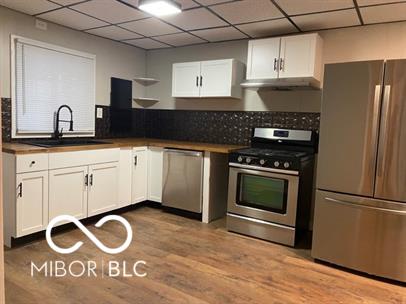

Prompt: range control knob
xmin=274 ymin=161 xmax=280 ymax=167
xmin=246 ymin=157 xmax=252 ymax=164
xmin=237 ymin=156 xmax=243 ymax=163
xmin=284 ymin=162 xmax=290 ymax=169
xmin=259 ymin=159 xmax=266 ymax=166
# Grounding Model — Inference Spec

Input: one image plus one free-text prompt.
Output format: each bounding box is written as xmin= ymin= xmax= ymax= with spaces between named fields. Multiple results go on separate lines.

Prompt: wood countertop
xmin=2 ymin=138 xmax=246 ymax=155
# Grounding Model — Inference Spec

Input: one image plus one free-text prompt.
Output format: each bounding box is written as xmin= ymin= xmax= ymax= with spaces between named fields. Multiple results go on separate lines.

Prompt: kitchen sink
xmin=25 ymin=139 xmax=110 ymax=148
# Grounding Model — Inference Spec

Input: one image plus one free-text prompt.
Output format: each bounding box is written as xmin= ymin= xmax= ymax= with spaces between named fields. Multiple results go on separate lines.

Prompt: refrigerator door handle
xmin=377 ymin=85 xmax=391 ymax=177
xmin=325 ymin=197 xmax=406 ymax=215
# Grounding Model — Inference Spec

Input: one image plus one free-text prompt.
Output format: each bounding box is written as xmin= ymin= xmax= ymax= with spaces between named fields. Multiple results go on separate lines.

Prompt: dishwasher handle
xmin=164 ymin=148 xmax=203 ymax=157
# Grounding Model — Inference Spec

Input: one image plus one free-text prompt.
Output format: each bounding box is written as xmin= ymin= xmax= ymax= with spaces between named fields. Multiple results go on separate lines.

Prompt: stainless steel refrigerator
xmin=312 ymin=60 xmax=406 ymax=282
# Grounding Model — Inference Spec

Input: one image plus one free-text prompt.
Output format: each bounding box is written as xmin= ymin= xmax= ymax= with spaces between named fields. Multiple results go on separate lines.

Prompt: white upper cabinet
xmin=172 ymin=59 xmax=244 ymax=99
xmin=279 ymin=34 xmax=322 ymax=80
xmin=172 ymin=61 xmax=201 ymax=98
xmin=246 ymin=33 xmax=323 ymax=84
xmin=247 ymin=38 xmax=281 ymax=80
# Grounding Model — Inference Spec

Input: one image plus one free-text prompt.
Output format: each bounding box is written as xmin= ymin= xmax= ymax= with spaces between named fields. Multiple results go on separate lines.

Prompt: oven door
xmin=227 ymin=165 xmax=299 ymax=226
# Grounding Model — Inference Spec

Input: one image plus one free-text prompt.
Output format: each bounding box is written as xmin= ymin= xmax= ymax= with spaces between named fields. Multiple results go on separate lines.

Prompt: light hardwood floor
xmin=4 ymin=206 xmax=406 ymax=304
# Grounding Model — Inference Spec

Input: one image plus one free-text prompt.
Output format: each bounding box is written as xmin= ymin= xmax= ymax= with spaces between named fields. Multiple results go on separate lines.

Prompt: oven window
xmin=237 ymin=174 xmax=288 ymax=214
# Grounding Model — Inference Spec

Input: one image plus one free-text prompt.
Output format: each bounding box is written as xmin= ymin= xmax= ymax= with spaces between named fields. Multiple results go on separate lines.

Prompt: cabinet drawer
xmin=49 ymin=148 xmax=120 ymax=169
xmin=16 ymin=153 xmax=48 ymax=173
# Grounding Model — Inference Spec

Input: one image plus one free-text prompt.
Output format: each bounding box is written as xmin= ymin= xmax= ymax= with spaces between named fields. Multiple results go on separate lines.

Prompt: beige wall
xmin=146 ymin=21 xmax=406 ymax=112
xmin=0 ymin=6 xmax=146 ymax=106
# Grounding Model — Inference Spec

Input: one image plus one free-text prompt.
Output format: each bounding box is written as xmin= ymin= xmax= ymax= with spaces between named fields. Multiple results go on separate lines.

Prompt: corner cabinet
xmin=247 ymin=33 xmax=323 ymax=85
xmin=172 ymin=59 xmax=245 ymax=99
xmin=132 ymin=147 xmax=148 ymax=204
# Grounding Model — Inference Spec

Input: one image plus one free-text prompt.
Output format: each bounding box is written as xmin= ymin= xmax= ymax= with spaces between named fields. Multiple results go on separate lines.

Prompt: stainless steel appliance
xmin=312 ymin=60 xmax=406 ymax=282
xmin=162 ymin=149 xmax=203 ymax=213
xmin=227 ymin=128 xmax=317 ymax=246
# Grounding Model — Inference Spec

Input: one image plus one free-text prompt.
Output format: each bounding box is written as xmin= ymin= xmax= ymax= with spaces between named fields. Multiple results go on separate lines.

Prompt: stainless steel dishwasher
xmin=162 ymin=149 xmax=204 ymax=213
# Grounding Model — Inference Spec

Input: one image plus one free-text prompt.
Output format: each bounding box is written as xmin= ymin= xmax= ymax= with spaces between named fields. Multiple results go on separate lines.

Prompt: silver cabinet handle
xmin=89 ymin=174 xmax=93 ymax=186
xmin=279 ymin=58 xmax=284 ymax=71
xmin=18 ymin=182 xmax=23 ymax=197
xmin=325 ymin=197 xmax=406 ymax=215
xmin=196 ymin=76 xmax=199 ymax=87
xmin=84 ymin=174 xmax=89 ymax=186
xmin=273 ymin=58 xmax=278 ymax=71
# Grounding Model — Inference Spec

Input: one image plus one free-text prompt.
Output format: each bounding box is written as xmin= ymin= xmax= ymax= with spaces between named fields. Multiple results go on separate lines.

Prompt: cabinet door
xmin=172 ymin=62 xmax=201 ymax=97
xmin=247 ymin=38 xmax=280 ymax=80
xmin=88 ymin=162 xmax=119 ymax=216
xmin=148 ymin=147 xmax=163 ymax=203
xmin=49 ymin=166 xmax=88 ymax=221
xmin=132 ymin=148 xmax=148 ymax=204
xmin=118 ymin=148 xmax=133 ymax=207
xmin=16 ymin=171 xmax=48 ymax=237
xmin=279 ymin=34 xmax=318 ymax=79
xmin=200 ymin=59 xmax=233 ymax=97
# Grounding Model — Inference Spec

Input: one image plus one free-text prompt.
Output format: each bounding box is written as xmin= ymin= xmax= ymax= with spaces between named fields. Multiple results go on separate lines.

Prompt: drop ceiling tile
xmin=71 ymin=0 xmax=147 ymax=23
xmin=357 ymin=0 xmax=405 ymax=6
xmin=237 ymin=18 xmax=298 ymax=38
xmin=50 ymin=0 xmax=84 ymax=6
xmin=86 ymin=25 xmax=142 ymax=40
xmin=38 ymin=8 xmax=108 ymax=30
xmin=195 ymin=0 xmax=231 ymax=5
xmin=275 ymin=0 xmax=354 ymax=15
xmin=0 ymin=0 xmax=60 ymax=15
xmin=155 ymin=32 xmax=205 ymax=46
xmin=120 ymin=18 xmax=181 ymax=36
xmin=292 ymin=9 xmax=360 ymax=31
xmin=361 ymin=3 xmax=406 ymax=23
xmin=122 ymin=0 xmax=200 ymax=10
xmin=160 ymin=7 xmax=228 ymax=30
xmin=125 ymin=38 xmax=170 ymax=49
xmin=211 ymin=0 xmax=283 ymax=24
xmin=191 ymin=26 xmax=247 ymax=42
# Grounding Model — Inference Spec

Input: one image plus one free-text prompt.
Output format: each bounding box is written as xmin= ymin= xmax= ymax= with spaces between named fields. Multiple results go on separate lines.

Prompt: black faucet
xmin=54 ymin=105 xmax=73 ymax=140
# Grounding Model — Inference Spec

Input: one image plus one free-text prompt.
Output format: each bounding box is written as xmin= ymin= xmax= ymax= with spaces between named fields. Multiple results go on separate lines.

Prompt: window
xmin=12 ymin=36 xmax=96 ymax=138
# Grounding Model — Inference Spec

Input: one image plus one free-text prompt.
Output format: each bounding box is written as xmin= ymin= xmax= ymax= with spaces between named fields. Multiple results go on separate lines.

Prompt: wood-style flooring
xmin=4 ymin=206 xmax=406 ymax=304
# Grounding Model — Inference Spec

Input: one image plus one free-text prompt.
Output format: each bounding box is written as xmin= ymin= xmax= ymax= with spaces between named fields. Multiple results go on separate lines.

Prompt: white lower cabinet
xmin=49 ymin=166 xmax=88 ymax=221
xmin=132 ymin=147 xmax=148 ymax=204
xmin=148 ymin=147 xmax=163 ymax=202
xmin=16 ymin=171 xmax=48 ymax=237
xmin=88 ymin=162 xmax=119 ymax=216
xmin=118 ymin=148 xmax=133 ymax=207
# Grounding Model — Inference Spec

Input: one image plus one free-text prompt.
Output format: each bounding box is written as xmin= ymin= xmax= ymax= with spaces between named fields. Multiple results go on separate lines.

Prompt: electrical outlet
xmin=35 ymin=19 xmax=47 ymax=31
xmin=96 ymin=107 xmax=103 ymax=119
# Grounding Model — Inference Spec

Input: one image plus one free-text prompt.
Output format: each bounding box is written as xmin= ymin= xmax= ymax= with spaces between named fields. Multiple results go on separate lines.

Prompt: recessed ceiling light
xmin=138 ymin=0 xmax=182 ymax=17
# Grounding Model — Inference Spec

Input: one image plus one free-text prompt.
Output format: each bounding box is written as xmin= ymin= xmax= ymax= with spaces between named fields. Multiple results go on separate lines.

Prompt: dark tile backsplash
xmin=2 ymin=97 xmax=319 ymax=145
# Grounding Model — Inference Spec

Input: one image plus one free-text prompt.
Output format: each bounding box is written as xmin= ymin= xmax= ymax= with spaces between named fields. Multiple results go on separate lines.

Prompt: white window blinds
xmin=14 ymin=37 xmax=95 ymax=136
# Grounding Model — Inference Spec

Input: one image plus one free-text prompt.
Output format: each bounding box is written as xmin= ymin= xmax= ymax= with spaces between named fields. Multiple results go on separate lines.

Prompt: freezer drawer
xmin=162 ymin=149 xmax=203 ymax=213
xmin=312 ymin=190 xmax=406 ymax=282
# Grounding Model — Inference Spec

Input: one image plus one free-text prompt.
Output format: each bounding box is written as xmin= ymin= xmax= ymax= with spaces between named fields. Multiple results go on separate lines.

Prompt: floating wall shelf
xmin=133 ymin=77 xmax=160 ymax=86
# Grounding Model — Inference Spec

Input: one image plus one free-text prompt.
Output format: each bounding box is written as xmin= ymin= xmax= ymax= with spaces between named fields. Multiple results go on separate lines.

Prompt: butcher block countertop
xmin=2 ymin=138 xmax=245 ymax=155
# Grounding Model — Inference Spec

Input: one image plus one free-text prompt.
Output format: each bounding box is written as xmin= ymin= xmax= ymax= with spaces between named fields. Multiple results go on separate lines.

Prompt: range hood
xmin=240 ymin=77 xmax=321 ymax=91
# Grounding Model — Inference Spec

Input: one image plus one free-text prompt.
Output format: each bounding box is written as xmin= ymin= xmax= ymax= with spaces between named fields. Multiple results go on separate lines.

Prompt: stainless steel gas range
xmin=227 ymin=128 xmax=317 ymax=246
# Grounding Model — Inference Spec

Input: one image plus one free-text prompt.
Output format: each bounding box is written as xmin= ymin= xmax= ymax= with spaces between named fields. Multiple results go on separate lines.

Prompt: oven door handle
xmin=229 ymin=162 xmax=299 ymax=176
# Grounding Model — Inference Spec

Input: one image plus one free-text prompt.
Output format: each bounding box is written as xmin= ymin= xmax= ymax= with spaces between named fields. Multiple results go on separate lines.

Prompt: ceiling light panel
xmin=37 ymin=8 xmax=108 ymax=30
xmin=275 ymin=0 xmax=354 ymax=15
xmin=236 ymin=18 xmax=298 ymax=38
xmin=160 ymin=7 xmax=227 ymax=30
xmin=123 ymin=0 xmax=200 ymax=10
xmin=71 ymin=0 xmax=148 ymax=23
xmin=0 ymin=0 xmax=60 ymax=15
xmin=211 ymin=0 xmax=284 ymax=24
xmin=138 ymin=0 xmax=181 ymax=17
xmin=120 ymin=18 xmax=181 ymax=36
